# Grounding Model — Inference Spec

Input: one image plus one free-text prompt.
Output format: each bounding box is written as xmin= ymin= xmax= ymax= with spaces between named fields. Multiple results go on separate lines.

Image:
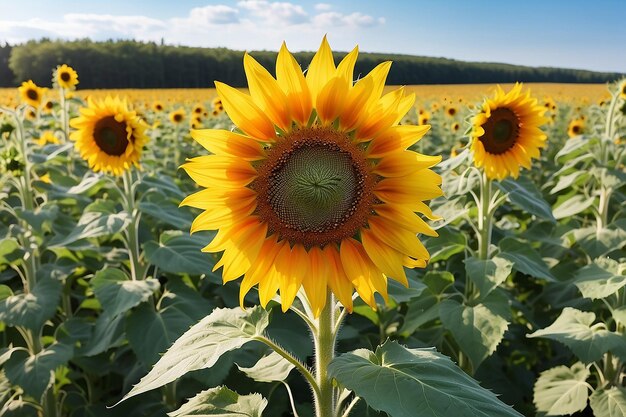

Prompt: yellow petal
xmin=373 ymin=151 xmax=442 ymax=177
xmin=324 ymin=245 xmax=354 ymax=312
xmin=191 ymin=129 xmax=266 ymax=160
xmin=240 ymin=234 xmax=280 ymax=307
xmin=336 ymin=46 xmax=359 ymax=85
xmin=181 ymin=155 xmax=257 ymax=189
xmin=244 ymin=53 xmax=292 ymax=132
xmin=190 ymin=199 xmax=256 ymax=233
xmin=339 ymin=76 xmax=374 ymax=132
xmin=340 ymin=238 xmax=388 ymax=308
xmin=356 ymin=87 xmax=405 ymax=140
xmin=367 ymin=216 xmax=429 ymax=261
xmin=276 ymin=42 xmax=312 ymax=126
xmin=302 ymin=246 xmax=328 ymax=318
xmin=306 ymin=35 xmax=336 ymax=107
xmin=374 ymin=204 xmax=438 ymax=237
xmin=367 ymin=125 xmax=431 ymax=158
xmin=375 ymin=169 xmax=443 ymax=204
xmin=361 ymin=228 xmax=408 ymax=286
xmin=180 ymin=187 xmax=256 ymax=210
xmin=214 ymin=222 xmax=268 ymax=283
xmin=316 ymin=76 xmax=348 ymax=125
xmin=215 ymin=81 xmax=276 ymax=142
xmin=274 ymin=243 xmax=305 ymax=312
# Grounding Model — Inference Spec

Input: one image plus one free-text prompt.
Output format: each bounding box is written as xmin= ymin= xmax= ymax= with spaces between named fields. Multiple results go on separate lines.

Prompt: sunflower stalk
xmin=121 ymin=170 xmax=146 ymax=281
xmin=59 ymin=86 xmax=70 ymax=142
xmin=313 ymin=295 xmax=337 ymax=417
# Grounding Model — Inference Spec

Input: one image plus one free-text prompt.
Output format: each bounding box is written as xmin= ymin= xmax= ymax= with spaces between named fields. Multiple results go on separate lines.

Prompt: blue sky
xmin=1 ymin=0 xmax=625 ymax=72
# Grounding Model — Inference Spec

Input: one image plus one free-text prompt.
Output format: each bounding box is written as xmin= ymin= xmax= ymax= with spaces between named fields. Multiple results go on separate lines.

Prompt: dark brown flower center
xmin=26 ymin=89 xmax=39 ymax=101
xmin=94 ymin=116 xmax=131 ymax=156
xmin=254 ymin=127 xmax=376 ymax=248
xmin=60 ymin=71 xmax=71 ymax=82
xmin=479 ymin=108 xmax=520 ymax=155
xmin=572 ymin=125 xmax=580 ymax=134
xmin=173 ymin=113 xmax=183 ymax=122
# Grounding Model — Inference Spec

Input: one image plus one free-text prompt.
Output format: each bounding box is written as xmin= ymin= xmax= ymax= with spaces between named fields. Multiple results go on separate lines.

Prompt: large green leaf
xmin=79 ymin=312 xmax=126 ymax=357
xmin=126 ymin=278 xmax=212 ymax=366
xmin=553 ymin=195 xmax=595 ymax=220
xmin=550 ymin=170 xmax=589 ymax=194
xmin=328 ymin=341 xmax=523 ymax=417
xmin=5 ymin=343 xmax=73 ymax=402
xmin=168 ymin=386 xmax=267 ymax=417
xmin=91 ymin=268 xmax=159 ymax=317
xmin=48 ymin=209 xmax=131 ymax=248
xmin=0 ymin=277 xmax=62 ymax=330
xmin=590 ymin=387 xmax=626 ymax=417
xmin=118 ymin=306 xmax=269 ymax=403
xmin=440 ymin=292 xmax=510 ymax=370
xmin=496 ymin=176 xmax=555 ymax=221
xmin=528 ymin=307 xmax=624 ymax=363
xmin=498 ymin=237 xmax=555 ymax=281
xmin=0 ymin=238 xmax=24 ymax=266
xmin=574 ymin=258 xmax=626 ymax=299
xmin=424 ymin=226 xmax=466 ymax=263
xmin=237 ymin=351 xmax=294 ymax=383
xmin=533 ymin=362 xmax=590 ymax=415
xmin=144 ymin=231 xmax=215 ymax=275
xmin=465 ymin=256 xmax=513 ymax=299
xmin=139 ymin=193 xmax=193 ymax=229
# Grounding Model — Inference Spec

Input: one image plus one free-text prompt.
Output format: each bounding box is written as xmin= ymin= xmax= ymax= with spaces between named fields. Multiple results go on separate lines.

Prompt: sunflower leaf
xmin=328 ymin=341 xmax=523 ymax=417
xmin=117 ymin=306 xmax=269 ymax=404
xmin=590 ymin=387 xmax=626 ymax=417
xmin=527 ymin=307 xmax=624 ymax=363
xmin=533 ymin=362 xmax=590 ymax=415
xmin=237 ymin=351 xmax=294 ymax=383
xmin=439 ymin=292 xmax=510 ymax=370
xmin=574 ymin=258 xmax=626 ymax=299
xmin=168 ymin=386 xmax=267 ymax=417
xmin=496 ymin=176 xmax=555 ymax=222
xmin=144 ymin=230 xmax=216 ymax=275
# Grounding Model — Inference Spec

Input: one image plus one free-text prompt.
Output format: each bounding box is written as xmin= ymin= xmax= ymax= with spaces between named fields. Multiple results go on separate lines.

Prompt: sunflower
xmin=152 ymin=101 xmax=164 ymax=112
xmin=181 ymin=37 xmax=442 ymax=317
xmin=567 ymin=118 xmax=585 ymax=138
xmin=470 ymin=83 xmax=547 ymax=180
xmin=212 ymin=97 xmax=223 ymax=111
xmin=451 ymin=122 xmax=460 ymax=132
xmin=169 ymin=109 xmax=185 ymax=124
xmin=193 ymin=104 xmax=205 ymax=115
xmin=18 ymin=80 xmax=46 ymax=108
xmin=53 ymin=64 xmax=79 ymax=90
xmin=36 ymin=130 xmax=61 ymax=146
xmin=70 ymin=96 xmax=148 ymax=175
xmin=445 ymin=106 xmax=458 ymax=117
xmin=42 ymin=100 xmax=54 ymax=113
xmin=419 ymin=111 xmax=431 ymax=126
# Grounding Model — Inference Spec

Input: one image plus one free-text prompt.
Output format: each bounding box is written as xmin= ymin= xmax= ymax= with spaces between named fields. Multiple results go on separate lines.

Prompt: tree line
xmin=1 ymin=39 xmax=623 ymax=89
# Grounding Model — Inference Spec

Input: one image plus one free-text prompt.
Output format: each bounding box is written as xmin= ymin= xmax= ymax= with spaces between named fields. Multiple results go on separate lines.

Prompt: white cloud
xmin=0 ymin=2 xmax=386 ymax=52
xmin=313 ymin=11 xmax=384 ymax=28
xmin=237 ymin=0 xmax=309 ymax=25
xmin=314 ymin=3 xmax=332 ymax=11
xmin=186 ymin=5 xmax=240 ymax=25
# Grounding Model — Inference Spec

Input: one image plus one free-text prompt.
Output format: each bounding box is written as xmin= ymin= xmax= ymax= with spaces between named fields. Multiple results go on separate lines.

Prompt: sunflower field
xmin=0 ymin=38 xmax=625 ymax=417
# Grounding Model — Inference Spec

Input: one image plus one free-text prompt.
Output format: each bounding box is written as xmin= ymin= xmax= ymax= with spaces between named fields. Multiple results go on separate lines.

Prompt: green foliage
xmin=533 ymin=362 xmax=590 ymax=415
xmin=2 ymin=39 xmax=624 ymax=88
xmin=168 ymin=386 xmax=267 ymax=417
xmin=328 ymin=341 xmax=524 ymax=417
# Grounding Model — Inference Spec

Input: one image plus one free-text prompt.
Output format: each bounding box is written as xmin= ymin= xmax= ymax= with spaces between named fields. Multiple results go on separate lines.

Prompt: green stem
xmin=255 ymin=336 xmax=320 ymax=398
xmin=314 ymin=295 xmax=336 ymax=417
xmin=122 ymin=170 xmax=143 ymax=280
xmin=13 ymin=110 xmax=34 ymax=211
xmin=478 ymin=173 xmax=492 ymax=260
xmin=59 ymin=88 xmax=69 ymax=142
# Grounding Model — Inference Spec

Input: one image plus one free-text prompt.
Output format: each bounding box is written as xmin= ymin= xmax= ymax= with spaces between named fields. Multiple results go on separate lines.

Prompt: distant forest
xmin=0 ymin=39 xmax=624 ymax=88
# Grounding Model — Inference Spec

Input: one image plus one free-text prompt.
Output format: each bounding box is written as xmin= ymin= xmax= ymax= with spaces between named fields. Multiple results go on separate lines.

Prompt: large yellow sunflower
xmin=470 ymin=83 xmax=548 ymax=180
xmin=619 ymin=79 xmax=626 ymax=100
xmin=18 ymin=80 xmax=47 ymax=108
xmin=181 ymin=37 xmax=442 ymax=317
xmin=70 ymin=96 xmax=148 ymax=175
xmin=53 ymin=64 xmax=79 ymax=90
